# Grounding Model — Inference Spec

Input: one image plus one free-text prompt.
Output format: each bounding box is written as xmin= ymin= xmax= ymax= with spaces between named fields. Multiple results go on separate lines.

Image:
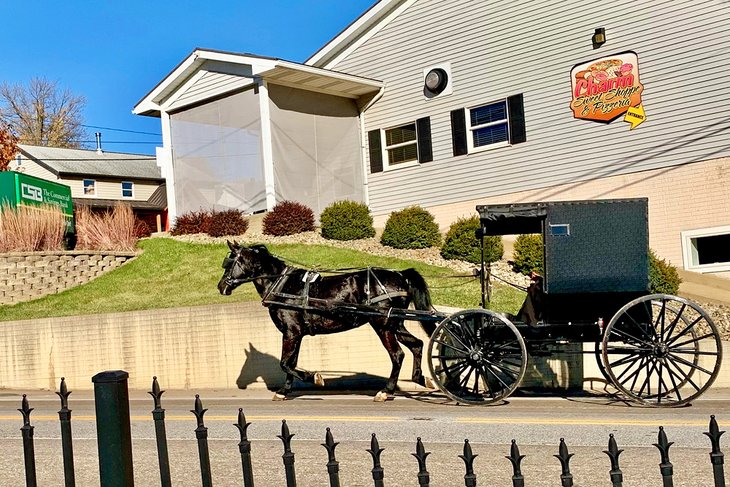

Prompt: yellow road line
xmin=0 ymin=415 xmax=398 ymax=422
xmin=456 ymin=418 xmax=709 ymax=427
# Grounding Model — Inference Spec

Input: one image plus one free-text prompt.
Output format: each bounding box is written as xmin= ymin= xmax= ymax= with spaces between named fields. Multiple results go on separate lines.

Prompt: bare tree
xmin=0 ymin=77 xmax=86 ymax=148
xmin=0 ymin=123 xmax=19 ymax=171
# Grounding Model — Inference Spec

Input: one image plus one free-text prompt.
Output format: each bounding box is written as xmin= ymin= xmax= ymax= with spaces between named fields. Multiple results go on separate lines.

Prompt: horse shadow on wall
xmin=236 ymin=343 xmax=396 ymax=394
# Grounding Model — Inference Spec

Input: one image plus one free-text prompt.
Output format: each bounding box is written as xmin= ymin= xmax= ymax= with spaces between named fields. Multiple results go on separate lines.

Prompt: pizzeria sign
xmin=570 ymin=51 xmax=646 ymax=129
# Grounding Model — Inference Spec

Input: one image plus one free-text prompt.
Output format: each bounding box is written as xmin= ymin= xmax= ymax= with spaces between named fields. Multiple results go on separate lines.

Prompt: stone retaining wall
xmin=0 ymin=251 xmax=138 ymax=305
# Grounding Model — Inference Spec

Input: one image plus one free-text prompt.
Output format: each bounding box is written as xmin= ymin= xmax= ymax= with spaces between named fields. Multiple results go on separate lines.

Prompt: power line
xmin=74 ymin=140 xmax=161 ymax=145
xmin=80 ymin=124 xmax=162 ymax=136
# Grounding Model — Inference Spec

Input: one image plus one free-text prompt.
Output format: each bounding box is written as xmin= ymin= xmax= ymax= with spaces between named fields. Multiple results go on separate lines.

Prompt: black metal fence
xmin=13 ymin=371 xmax=728 ymax=487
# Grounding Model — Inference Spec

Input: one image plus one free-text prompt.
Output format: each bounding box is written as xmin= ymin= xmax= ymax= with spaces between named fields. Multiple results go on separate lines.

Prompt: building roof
xmin=19 ymin=144 xmax=163 ymax=181
xmin=133 ymin=48 xmax=384 ymax=117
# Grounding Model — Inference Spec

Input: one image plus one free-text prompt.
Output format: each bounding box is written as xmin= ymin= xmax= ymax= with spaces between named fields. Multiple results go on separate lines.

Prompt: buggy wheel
xmin=601 ymin=294 xmax=722 ymax=407
xmin=427 ymin=309 xmax=527 ymax=405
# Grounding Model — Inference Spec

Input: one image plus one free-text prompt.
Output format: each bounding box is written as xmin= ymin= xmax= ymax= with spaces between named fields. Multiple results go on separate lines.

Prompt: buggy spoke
xmin=670 ymin=348 xmax=719 ymax=356
xmin=671 ymin=332 xmax=715 ymax=349
xmin=604 ymin=345 xmax=651 ymax=354
xmin=661 ymin=357 xmax=683 ymax=403
xmin=609 ymin=327 xmax=653 ymax=347
xmin=442 ymin=326 xmax=471 ymax=351
xmin=665 ymin=315 xmax=704 ymax=347
xmin=655 ymin=299 xmax=667 ymax=338
xmin=484 ymin=364 xmax=511 ymax=390
xmin=483 ymin=359 xmax=519 ymax=381
xmin=432 ymin=338 xmax=469 ymax=355
xmin=664 ymin=357 xmax=701 ymax=393
xmin=662 ymin=303 xmax=687 ymax=340
xmin=436 ymin=360 xmax=469 ymax=377
xmin=610 ymin=352 xmax=646 ymax=369
xmin=624 ymin=309 xmax=655 ymax=341
xmin=667 ymin=352 xmax=713 ymax=376
xmin=477 ymin=365 xmax=495 ymax=397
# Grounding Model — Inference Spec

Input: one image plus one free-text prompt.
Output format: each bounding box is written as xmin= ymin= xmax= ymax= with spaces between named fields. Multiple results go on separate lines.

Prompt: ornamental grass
xmin=0 ymin=203 xmax=66 ymax=252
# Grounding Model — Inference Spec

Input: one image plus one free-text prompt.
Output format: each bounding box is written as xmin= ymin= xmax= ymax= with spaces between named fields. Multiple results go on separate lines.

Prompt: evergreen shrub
xmin=320 ymin=200 xmax=375 ymax=241
xmin=511 ymin=234 xmax=544 ymax=275
xmin=380 ymin=206 xmax=441 ymax=249
xmin=262 ymin=201 xmax=315 ymax=236
xmin=440 ymin=216 xmax=503 ymax=264
xmin=649 ymin=250 xmax=682 ymax=294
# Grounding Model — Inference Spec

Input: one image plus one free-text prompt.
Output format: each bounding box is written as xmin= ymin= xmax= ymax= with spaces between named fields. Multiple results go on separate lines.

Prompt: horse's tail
xmin=401 ymin=268 xmax=437 ymax=337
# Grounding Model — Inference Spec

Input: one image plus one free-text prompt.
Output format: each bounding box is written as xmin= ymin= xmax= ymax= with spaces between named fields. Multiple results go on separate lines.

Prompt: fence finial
xmin=56 ymin=377 xmax=72 ymax=410
xmin=654 ymin=426 xmax=674 ymax=484
xmin=191 ymin=394 xmax=208 ymax=429
xmin=367 ymin=433 xmax=385 ymax=487
xmin=19 ymin=394 xmax=34 ymax=426
xmin=603 ymin=433 xmax=624 ymax=487
xmin=460 ymin=439 xmax=478 ymax=487
xmin=704 ymin=415 xmax=726 ymax=487
xmin=235 ymin=408 xmax=255 ymax=487
xmin=322 ymin=428 xmax=340 ymax=487
xmin=506 ymin=439 xmax=525 ymax=487
xmin=554 ymin=438 xmax=575 ymax=487
xmin=278 ymin=420 xmax=297 ymax=487
xmin=412 ymin=437 xmax=430 ymax=487
xmin=148 ymin=376 xmax=165 ymax=410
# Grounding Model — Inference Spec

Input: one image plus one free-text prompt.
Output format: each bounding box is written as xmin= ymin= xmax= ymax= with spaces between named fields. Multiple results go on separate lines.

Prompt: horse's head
xmin=217 ymin=241 xmax=271 ymax=295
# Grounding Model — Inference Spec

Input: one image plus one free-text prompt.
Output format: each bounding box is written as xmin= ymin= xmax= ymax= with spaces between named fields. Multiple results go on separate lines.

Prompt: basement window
xmin=681 ymin=226 xmax=730 ymax=273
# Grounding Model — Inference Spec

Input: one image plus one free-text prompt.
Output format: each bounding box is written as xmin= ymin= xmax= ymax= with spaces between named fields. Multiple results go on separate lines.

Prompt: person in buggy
xmin=508 ymin=271 xmax=544 ymax=326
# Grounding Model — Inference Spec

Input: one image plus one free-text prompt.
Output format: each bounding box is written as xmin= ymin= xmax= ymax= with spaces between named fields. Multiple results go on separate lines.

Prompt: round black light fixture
xmin=424 ymin=68 xmax=448 ymax=95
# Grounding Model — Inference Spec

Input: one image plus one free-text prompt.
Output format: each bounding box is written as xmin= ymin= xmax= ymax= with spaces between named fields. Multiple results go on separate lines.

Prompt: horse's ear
xmin=233 ymin=239 xmax=240 ymax=247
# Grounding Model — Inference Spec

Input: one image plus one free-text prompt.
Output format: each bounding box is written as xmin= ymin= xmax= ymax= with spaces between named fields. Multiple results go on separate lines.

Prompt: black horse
xmin=217 ymin=241 xmax=436 ymax=401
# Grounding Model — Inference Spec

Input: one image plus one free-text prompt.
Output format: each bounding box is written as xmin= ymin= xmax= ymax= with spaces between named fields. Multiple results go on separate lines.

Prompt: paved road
xmin=1 ymin=386 xmax=728 ymax=486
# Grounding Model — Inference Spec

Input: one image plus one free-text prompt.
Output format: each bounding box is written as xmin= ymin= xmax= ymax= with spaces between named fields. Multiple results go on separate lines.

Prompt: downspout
xmin=358 ymin=85 xmax=385 ymax=207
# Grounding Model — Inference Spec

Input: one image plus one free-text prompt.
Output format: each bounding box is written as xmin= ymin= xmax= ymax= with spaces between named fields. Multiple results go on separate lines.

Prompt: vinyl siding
xmin=64 ymin=177 xmax=159 ymax=201
xmin=17 ymin=159 xmax=57 ymax=182
xmin=330 ymin=0 xmax=730 ymax=216
xmin=168 ymin=69 xmax=252 ymax=112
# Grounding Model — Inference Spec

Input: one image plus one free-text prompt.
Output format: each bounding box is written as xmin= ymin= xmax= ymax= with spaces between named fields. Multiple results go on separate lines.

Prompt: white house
xmin=134 ymin=0 xmax=730 ymax=278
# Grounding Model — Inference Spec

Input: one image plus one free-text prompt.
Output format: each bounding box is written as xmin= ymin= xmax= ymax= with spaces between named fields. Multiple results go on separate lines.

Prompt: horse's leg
xmin=371 ymin=322 xmax=404 ymax=402
xmin=394 ymin=322 xmax=433 ymax=389
xmin=274 ymin=332 xmax=323 ymax=401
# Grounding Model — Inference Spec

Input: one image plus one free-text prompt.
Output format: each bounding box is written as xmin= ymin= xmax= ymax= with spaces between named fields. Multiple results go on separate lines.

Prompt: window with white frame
xmin=121 ymin=181 xmax=134 ymax=198
xmin=383 ymin=122 xmax=418 ymax=168
xmin=681 ymin=226 xmax=730 ymax=273
xmin=467 ymin=100 xmax=509 ymax=152
xmin=83 ymin=179 xmax=96 ymax=196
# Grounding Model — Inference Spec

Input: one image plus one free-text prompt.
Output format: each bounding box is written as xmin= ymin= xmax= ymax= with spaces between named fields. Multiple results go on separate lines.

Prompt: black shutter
xmin=368 ymin=129 xmax=383 ymax=173
xmin=416 ymin=117 xmax=432 ymax=163
xmin=507 ymin=94 xmax=527 ymax=144
xmin=450 ymin=109 xmax=468 ymax=156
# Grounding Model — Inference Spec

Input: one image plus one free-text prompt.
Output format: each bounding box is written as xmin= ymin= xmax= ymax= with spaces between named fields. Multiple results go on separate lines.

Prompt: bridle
xmin=221 ymin=251 xmax=288 ymax=289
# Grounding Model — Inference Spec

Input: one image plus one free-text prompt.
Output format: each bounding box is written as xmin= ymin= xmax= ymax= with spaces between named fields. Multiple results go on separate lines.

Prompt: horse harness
xmin=260 ymin=267 xmax=409 ymax=335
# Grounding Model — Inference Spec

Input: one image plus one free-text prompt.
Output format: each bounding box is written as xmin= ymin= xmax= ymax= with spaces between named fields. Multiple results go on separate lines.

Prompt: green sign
xmin=0 ymin=171 xmax=74 ymax=232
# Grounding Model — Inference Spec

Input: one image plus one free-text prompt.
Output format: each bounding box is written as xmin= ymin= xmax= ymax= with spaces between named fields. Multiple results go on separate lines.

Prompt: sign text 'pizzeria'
xmin=570 ymin=51 xmax=646 ymax=129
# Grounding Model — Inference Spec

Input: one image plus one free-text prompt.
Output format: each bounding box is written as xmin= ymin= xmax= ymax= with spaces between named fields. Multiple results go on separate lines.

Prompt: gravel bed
xmin=171 ymin=231 xmax=730 ymax=339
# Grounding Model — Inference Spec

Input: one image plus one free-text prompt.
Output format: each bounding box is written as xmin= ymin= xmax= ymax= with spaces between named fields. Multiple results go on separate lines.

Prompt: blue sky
xmin=3 ymin=0 xmax=376 ymax=155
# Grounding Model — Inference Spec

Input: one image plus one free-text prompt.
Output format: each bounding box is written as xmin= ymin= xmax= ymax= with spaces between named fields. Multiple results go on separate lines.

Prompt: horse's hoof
xmin=272 ymin=392 xmax=288 ymax=401
xmin=314 ymin=372 xmax=325 ymax=387
xmin=373 ymin=391 xmax=393 ymax=402
xmin=424 ymin=377 xmax=436 ymax=390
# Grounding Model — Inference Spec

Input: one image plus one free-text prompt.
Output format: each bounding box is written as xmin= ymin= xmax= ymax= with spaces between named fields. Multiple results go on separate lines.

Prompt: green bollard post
xmin=92 ymin=370 xmax=134 ymax=487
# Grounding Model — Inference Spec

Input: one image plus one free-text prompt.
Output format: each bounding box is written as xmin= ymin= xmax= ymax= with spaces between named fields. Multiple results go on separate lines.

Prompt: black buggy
xmin=426 ymin=198 xmax=723 ymax=407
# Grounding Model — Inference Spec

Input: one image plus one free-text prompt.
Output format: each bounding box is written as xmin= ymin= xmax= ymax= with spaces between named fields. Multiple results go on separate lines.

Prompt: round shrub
xmin=320 ymin=200 xmax=375 ymax=241
xmin=171 ymin=209 xmax=211 ymax=235
xmin=511 ymin=234 xmax=544 ymax=275
xmin=207 ymin=209 xmax=249 ymax=237
xmin=380 ymin=206 xmax=441 ymax=249
xmin=440 ymin=216 xmax=503 ymax=264
xmin=262 ymin=200 xmax=315 ymax=236
xmin=649 ymin=250 xmax=681 ymax=294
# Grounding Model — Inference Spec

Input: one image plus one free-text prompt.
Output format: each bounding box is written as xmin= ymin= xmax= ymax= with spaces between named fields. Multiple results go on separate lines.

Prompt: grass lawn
xmin=0 ymin=238 xmax=524 ymax=321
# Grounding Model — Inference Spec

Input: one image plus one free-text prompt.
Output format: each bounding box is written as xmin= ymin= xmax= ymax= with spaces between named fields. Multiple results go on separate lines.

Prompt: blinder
xmin=222 ymin=256 xmax=235 ymax=269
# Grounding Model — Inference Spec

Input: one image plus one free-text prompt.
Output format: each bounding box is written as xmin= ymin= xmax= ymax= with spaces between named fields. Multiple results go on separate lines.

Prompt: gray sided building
xmin=135 ymin=0 xmax=730 ymax=278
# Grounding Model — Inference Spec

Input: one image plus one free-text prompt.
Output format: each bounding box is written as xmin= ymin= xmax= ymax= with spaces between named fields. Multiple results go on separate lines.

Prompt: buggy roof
xmin=476 ymin=202 xmax=548 ymax=236
xmin=476 ymin=198 xmax=648 ymax=236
